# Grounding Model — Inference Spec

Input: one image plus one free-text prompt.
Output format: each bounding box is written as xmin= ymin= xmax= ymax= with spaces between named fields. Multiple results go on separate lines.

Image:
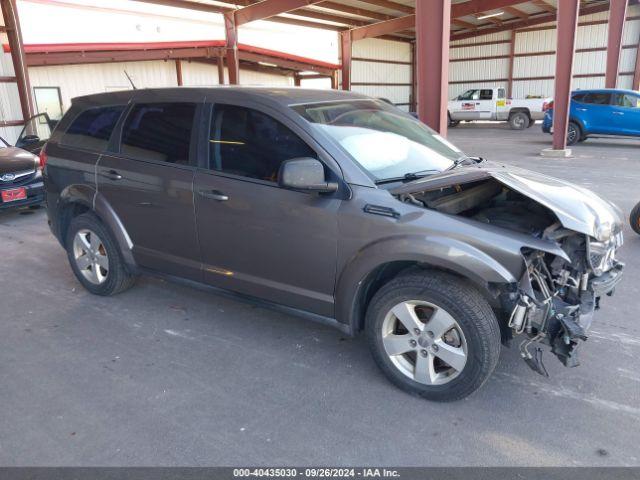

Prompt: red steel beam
xmin=416 ymin=0 xmax=451 ymax=135
xmin=233 ymin=0 xmax=323 ymax=26
xmin=605 ymin=0 xmax=628 ymax=88
xmin=634 ymin=37 xmax=640 ymax=90
xmin=552 ymin=0 xmax=580 ymax=151
xmin=451 ymin=2 xmax=611 ymax=41
xmin=1 ymin=0 xmax=35 ymax=122
xmin=224 ymin=11 xmax=240 ymax=84
xmin=340 ymin=30 xmax=352 ymax=90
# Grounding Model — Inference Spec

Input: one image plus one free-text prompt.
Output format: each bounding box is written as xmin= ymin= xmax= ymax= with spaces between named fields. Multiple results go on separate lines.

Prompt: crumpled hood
xmin=389 ymin=162 xmax=623 ymax=241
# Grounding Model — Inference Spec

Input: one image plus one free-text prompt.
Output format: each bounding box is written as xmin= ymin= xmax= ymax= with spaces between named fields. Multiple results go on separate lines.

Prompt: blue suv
xmin=542 ymin=88 xmax=640 ymax=145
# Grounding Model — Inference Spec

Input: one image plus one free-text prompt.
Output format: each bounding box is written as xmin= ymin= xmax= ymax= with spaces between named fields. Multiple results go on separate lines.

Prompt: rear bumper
xmin=0 ymin=181 xmax=44 ymax=210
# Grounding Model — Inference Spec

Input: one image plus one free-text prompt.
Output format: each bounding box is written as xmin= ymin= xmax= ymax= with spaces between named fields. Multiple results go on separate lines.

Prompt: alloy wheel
xmin=381 ymin=300 xmax=468 ymax=385
xmin=72 ymin=229 xmax=109 ymax=285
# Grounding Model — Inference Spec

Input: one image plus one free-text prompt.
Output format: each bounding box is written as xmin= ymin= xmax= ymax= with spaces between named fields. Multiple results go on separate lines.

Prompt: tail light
xmin=39 ymin=147 xmax=48 ymax=170
xmin=543 ymin=101 xmax=554 ymax=112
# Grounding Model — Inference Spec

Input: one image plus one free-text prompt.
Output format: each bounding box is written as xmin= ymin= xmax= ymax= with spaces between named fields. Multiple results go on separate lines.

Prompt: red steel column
xmin=551 ymin=0 xmax=580 ymax=151
xmin=1 ymin=0 xmax=34 ymax=123
xmin=634 ymin=38 xmax=640 ymax=90
xmin=340 ymin=30 xmax=351 ymax=90
xmin=416 ymin=0 xmax=451 ymax=135
xmin=224 ymin=11 xmax=240 ymax=85
xmin=175 ymin=59 xmax=183 ymax=86
xmin=507 ymin=30 xmax=516 ymax=98
xmin=605 ymin=0 xmax=628 ymax=88
xmin=217 ymin=53 xmax=226 ymax=84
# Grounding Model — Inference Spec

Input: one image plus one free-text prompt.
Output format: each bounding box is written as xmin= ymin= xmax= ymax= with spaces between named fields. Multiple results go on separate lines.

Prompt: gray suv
xmin=43 ymin=88 xmax=624 ymax=401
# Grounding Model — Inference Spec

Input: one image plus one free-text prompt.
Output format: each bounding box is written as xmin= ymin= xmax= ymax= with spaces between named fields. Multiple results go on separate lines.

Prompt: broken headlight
xmin=587 ymin=233 xmax=622 ymax=276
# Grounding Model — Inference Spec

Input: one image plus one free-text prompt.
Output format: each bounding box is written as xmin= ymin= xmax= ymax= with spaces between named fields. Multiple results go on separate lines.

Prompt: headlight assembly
xmin=587 ymin=236 xmax=619 ymax=276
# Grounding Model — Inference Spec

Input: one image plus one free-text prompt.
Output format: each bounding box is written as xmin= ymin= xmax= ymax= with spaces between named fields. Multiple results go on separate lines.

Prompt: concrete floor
xmin=1 ymin=124 xmax=639 ymax=466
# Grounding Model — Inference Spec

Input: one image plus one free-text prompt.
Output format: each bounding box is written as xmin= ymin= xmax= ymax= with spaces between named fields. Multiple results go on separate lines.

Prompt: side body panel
xmin=333 ymin=186 xmax=568 ymax=330
xmin=193 ymin=99 xmax=344 ymax=317
xmin=572 ymin=96 xmax=616 ymax=135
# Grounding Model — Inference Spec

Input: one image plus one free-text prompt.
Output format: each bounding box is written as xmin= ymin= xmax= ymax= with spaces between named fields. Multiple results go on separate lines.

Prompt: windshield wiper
xmin=374 ymin=169 xmax=439 ymax=185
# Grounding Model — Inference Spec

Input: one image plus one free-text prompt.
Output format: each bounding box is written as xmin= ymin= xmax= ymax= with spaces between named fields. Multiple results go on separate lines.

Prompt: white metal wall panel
xmin=352 ymin=38 xmax=411 ymax=62
xmin=352 ymin=61 xmax=410 ymax=84
xmin=575 ymin=23 xmax=608 ymax=50
xmin=451 ymin=31 xmax=510 ymax=46
xmin=513 ymin=54 xmax=554 ymax=79
xmin=515 ymin=29 xmax=555 ymax=54
xmin=29 ymin=60 xmax=176 ymax=112
xmin=450 ymin=58 xmax=509 ymax=82
xmin=574 ymin=51 xmax=607 ymax=75
xmin=181 ymin=61 xmax=221 ymax=86
xmin=239 ymin=69 xmax=293 ymax=86
xmin=450 ymin=42 xmax=510 ymax=60
xmin=511 ymin=80 xmax=553 ymax=99
xmin=623 ymin=17 xmax=640 ymax=44
xmin=620 ymin=48 xmax=637 ymax=73
xmin=617 ymin=75 xmax=634 ymax=90
xmin=299 ymin=77 xmax=332 ymax=89
xmin=351 ymin=38 xmax=411 ymax=109
xmin=351 ymin=85 xmax=411 ymax=111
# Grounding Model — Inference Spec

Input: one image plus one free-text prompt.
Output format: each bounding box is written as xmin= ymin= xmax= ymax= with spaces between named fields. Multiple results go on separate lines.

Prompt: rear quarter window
xmin=61 ymin=105 xmax=126 ymax=151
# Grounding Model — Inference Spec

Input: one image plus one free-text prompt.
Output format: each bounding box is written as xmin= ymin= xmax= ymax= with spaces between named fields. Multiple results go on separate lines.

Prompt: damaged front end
xmin=508 ymin=226 xmax=623 ymax=375
xmin=390 ymin=162 xmax=624 ymax=375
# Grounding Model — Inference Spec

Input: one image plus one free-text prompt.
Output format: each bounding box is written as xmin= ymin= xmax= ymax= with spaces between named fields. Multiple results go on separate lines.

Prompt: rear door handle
xmin=102 ymin=169 xmax=122 ymax=180
xmin=199 ymin=190 xmax=229 ymax=201
xmin=613 ymin=111 xmax=624 ymax=115
xmin=577 ymin=108 xmax=588 ymax=112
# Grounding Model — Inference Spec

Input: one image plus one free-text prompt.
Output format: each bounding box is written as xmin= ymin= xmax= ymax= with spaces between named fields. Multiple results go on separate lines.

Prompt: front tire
xmin=448 ymin=113 xmax=460 ymax=128
xmin=66 ymin=213 xmax=136 ymax=296
xmin=365 ymin=271 xmax=501 ymax=402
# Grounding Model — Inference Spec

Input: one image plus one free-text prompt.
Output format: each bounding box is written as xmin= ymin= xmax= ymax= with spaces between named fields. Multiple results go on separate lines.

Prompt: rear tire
xmin=567 ymin=121 xmax=581 ymax=146
xmin=365 ymin=271 xmax=501 ymax=402
xmin=630 ymin=202 xmax=640 ymax=235
xmin=508 ymin=112 xmax=530 ymax=130
xmin=66 ymin=212 xmax=137 ymax=296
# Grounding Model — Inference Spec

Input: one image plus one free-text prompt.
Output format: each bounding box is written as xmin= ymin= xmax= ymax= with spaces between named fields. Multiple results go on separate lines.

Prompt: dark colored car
xmin=44 ymin=88 xmax=624 ymax=401
xmin=542 ymin=88 xmax=640 ymax=145
xmin=0 ymin=130 xmax=46 ymax=210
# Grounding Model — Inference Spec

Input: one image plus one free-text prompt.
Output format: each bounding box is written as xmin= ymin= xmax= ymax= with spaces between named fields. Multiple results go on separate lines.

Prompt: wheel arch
xmin=335 ymin=237 xmax=520 ymax=334
xmin=57 ymin=186 xmax=136 ymax=269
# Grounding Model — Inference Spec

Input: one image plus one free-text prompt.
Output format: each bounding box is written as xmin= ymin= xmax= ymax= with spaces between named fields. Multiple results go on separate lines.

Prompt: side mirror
xmin=278 ymin=158 xmax=338 ymax=193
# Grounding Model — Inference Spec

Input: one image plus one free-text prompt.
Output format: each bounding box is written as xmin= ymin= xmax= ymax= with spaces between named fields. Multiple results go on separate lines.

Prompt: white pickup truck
xmin=448 ymin=87 xmax=551 ymax=130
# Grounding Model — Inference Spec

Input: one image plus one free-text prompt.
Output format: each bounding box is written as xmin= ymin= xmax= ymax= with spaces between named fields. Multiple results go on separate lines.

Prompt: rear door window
xmin=480 ymin=89 xmax=494 ymax=100
xmin=62 ymin=105 xmax=126 ymax=151
xmin=120 ymin=103 xmax=197 ymax=165
xmin=583 ymin=92 xmax=612 ymax=105
xmin=614 ymin=93 xmax=640 ymax=109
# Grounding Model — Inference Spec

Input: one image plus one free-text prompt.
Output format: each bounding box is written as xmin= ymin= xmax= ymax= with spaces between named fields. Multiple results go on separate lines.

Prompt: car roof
xmin=572 ymin=88 xmax=639 ymax=95
xmin=71 ymin=86 xmax=371 ymax=109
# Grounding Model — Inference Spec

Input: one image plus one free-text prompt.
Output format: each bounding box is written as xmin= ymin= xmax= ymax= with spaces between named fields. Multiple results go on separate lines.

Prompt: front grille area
xmin=0 ymin=169 xmax=36 ymax=187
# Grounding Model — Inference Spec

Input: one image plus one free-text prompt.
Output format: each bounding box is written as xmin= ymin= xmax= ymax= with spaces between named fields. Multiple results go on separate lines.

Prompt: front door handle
xmin=613 ymin=111 xmax=624 ymax=115
xmin=199 ymin=190 xmax=229 ymax=201
xmin=102 ymin=169 xmax=122 ymax=180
